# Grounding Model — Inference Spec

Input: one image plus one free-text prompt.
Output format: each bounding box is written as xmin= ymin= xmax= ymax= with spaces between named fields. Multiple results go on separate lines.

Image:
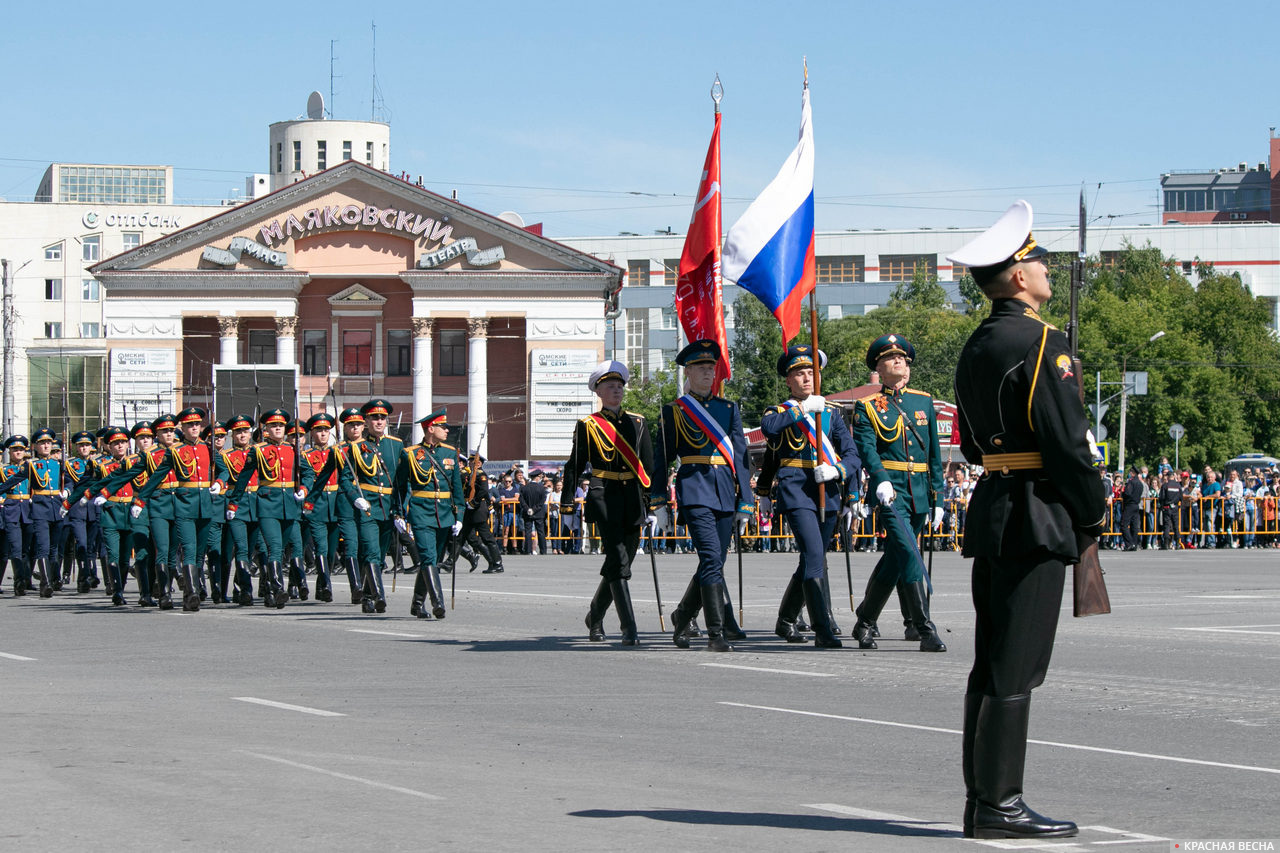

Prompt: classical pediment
xmin=328 ymin=283 xmax=387 ymax=306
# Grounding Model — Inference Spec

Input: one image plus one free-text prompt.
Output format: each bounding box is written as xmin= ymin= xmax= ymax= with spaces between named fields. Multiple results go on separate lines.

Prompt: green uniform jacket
xmin=852 ymin=386 xmax=944 ymax=516
xmin=392 ymin=441 xmax=464 ymax=528
xmin=339 ymin=438 xmax=395 ymax=522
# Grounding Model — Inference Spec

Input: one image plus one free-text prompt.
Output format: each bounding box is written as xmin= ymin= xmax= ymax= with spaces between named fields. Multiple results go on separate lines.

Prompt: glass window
xmin=81 ymin=322 xmax=100 ymax=338
xmin=302 ymin=329 xmax=327 ymax=376
xmin=276 ymin=142 xmax=283 ymax=173
xmin=387 ymin=329 xmax=411 ymax=376
xmin=317 ymin=140 xmax=327 ymax=171
xmin=343 ymin=329 xmax=373 ymax=375
xmin=247 ymin=329 xmax=276 ymax=365
xmin=660 ymin=306 xmax=676 ymax=330
xmin=82 ymin=279 xmax=100 ymax=301
xmin=816 ymin=255 xmax=865 ymax=283
xmin=343 ymin=140 xmax=352 ymax=161
xmin=878 ymin=254 xmax=936 ymax=282
xmin=625 ymin=313 xmax=649 ymax=377
xmin=293 ymin=140 xmax=302 ymax=172
xmin=27 ymin=355 xmax=106 ymax=434
xmin=45 ymin=278 xmax=63 ymax=300
xmin=122 ymin=232 xmax=142 ymax=252
xmin=627 ymin=259 xmax=649 ymax=287
xmin=44 ymin=243 xmax=62 ymax=261
xmin=45 ymin=322 xmax=62 ymax=338
xmin=82 ymin=235 xmax=100 ymax=262
xmin=663 ymin=259 xmax=679 ymax=288
xmin=439 ymin=329 xmax=466 ymax=376
xmin=366 ymin=141 xmax=374 ymax=165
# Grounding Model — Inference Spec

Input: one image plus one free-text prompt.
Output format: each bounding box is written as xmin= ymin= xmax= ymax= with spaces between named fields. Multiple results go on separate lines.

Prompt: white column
xmin=275 ymin=316 xmax=297 ymax=367
xmin=217 ymin=316 xmax=240 ymax=365
xmin=411 ymin=317 xmax=434 ymax=442
xmin=467 ymin=317 xmax=489 ymax=457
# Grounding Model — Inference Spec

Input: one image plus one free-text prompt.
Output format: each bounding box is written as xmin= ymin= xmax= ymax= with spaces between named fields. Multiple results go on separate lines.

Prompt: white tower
xmin=268 ymin=92 xmax=391 ymax=191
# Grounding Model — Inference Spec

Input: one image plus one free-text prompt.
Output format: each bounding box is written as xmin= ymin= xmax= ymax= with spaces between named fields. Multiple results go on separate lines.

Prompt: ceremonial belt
xmin=981 ymin=452 xmax=1044 ymax=473
xmin=586 ymin=413 xmax=651 ymax=488
xmin=360 ymin=483 xmax=392 ymax=494
xmin=8 ymin=494 xmax=30 ymax=500
xmin=678 ymin=455 xmax=728 ymax=466
xmin=109 ymin=495 xmax=133 ymax=503
xmin=882 ymin=460 xmax=929 ymax=473
xmin=34 ymin=489 xmax=62 ymax=496
xmin=592 ymin=470 xmax=636 ymax=481
xmin=259 ymin=480 xmax=295 ymax=488
xmin=779 ymin=458 xmax=817 ymax=469
xmin=178 ymin=481 xmax=212 ymax=488
xmin=323 ymin=484 xmax=339 ymax=492
xmin=412 ymin=490 xmax=452 ymax=499
xmin=160 ymin=481 xmax=178 ymax=490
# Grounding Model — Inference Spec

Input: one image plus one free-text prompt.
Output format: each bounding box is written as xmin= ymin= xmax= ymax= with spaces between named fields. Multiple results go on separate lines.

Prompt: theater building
xmin=90 ymin=161 xmax=621 ymax=460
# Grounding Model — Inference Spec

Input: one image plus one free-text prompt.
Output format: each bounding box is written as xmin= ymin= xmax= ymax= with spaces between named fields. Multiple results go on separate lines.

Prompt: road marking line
xmin=232 ymin=697 xmax=345 ymax=717
xmin=348 ymin=629 xmax=424 ymax=638
xmin=0 ymin=652 xmax=36 ymax=661
xmin=463 ymin=590 xmax=589 ymax=600
xmin=723 ymin=702 xmax=1280 ymax=776
xmin=1172 ymin=626 xmax=1280 ymax=636
xmin=701 ymin=663 xmax=835 ymax=677
xmin=1085 ymin=824 xmax=1171 ymax=845
xmin=239 ymin=751 xmax=442 ymax=800
xmin=1188 ymin=594 xmax=1274 ymax=599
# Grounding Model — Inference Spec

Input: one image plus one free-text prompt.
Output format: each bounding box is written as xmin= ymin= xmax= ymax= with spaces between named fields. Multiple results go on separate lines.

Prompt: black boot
xmin=721 ymin=585 xmax=746 ymax=641
xmin=971 ymin=694 xmax=1077 ymax=839
xmin=362 ymin=561 xmax=386 ymax=613
xmin=314 ymin=556 xmax=333 ymax=602
xmin=700 ymin=583 xmax=732 ymax=652
xmin=482 ymin=539 xmax=504 ymax=573
xmin=135 ymin=560 xmax=155 ymax=607
xmin=410 ymin=570 xmax=428 ymax=617
xmin=76 ymin=558 xmax=91 ymax=594
xmin=12 ymin=559 xmax=28 ymax=597
xmin=902 ymin=579 xmax=946 ymax=652
xmin=233 ymin=560 xmax=253 ymax=605
xmin=670 ymin=577 xmax=701 ymax=649
xmin=898 ymin=580 xmax=920 ymax=640
xmin=88 ymin=557 xmax=101 ymax=589
xmin=962 ymin=693 xmax=983 ymax=836
xmin=821 ymin=573 xmax=842 ymax=635
xmin=584 ymin=579 xmax=611 ymax=641
xmin=109 ymin=563 xmax=126 ymax=606
xmin=207 ymin=556 xmax=225 ymax=604
xmin=196 ymin=562 xmax=208 ymax=602
xmin=426 ymin=564 xmax=446 ymax=619
xmin=462 ymin=544 xmax=480 ymax=573
xmin=775 ymin=573 xmax=808 ymax=643
xmin=179 ymin=564 xmax=200 ymax=611
xmin=291 ymin=559 xmax=309 ymax=601
xmin=344 ymin=557 xmax=363 ymax=604
xmin=263 ymin=561 xmax=287 ymax=609
xmin=610 ymin=579 xmax=638 ymax=646
xmin=37 ymin=558 xmax=54 ymax=598
xmin=801 ymin=577 xmax=842 ymax=648
xmin=853 ymin=563 xmax=897 ymax=649
xmin=156 ymin=563 xmax=174 ymax=609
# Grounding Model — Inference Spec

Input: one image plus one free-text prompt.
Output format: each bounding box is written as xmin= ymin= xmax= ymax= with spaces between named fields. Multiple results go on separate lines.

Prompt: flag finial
xmin=803 ymin=57 xmax=808 ymax=88
xmin=711 ymin=73 xmax=723 ymax=114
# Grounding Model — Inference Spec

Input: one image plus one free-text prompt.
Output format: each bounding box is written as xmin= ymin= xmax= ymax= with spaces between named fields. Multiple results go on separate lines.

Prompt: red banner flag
xmin=676 ymin=112 xmax=731 ymax=395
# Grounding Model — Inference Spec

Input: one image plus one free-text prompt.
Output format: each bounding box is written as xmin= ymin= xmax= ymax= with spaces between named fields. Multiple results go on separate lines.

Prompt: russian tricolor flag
xmin=722 ymin=86 xmax=815 ymax=345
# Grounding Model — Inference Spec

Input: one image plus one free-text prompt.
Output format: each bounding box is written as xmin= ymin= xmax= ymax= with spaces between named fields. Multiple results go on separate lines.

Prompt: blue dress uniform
xmin=63 ymin=432 xmax=103 ymax=593
xmin=760 ymin=346 xmax=861 ymax=648
xmin=561 ymin=361 xmax=654 ymax=645
xmin=393 ymin=408 xmax=463 ymax=619
xmin=949 ymin=200 xmax=1108 ymax=839
xmin=71 ymin=426 xmax=135 ymax=605
xmin=0 ymin=428 xmax=68 ymax=598
xmin=298 ymin=412 xmax=341 ymax=603
xmin=225 ymin=409 xmax=315 ymax=610
xmin=650 ymin=339 xmax=753 ymax=651
xmin=1 ymin=436 xmax=34 ymax=596
xmin=338 ymin=426 xmax=397 ymax=613
xmin=850 ymin=334 xmax=948 ymax=653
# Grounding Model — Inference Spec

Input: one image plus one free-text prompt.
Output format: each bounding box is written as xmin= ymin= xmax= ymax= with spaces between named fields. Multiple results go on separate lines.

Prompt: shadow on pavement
xmin=568 ymin=807 xmax=959 ymax=837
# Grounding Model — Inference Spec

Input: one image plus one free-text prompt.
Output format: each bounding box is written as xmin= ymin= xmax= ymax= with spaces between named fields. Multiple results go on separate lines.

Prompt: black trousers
xmin=598 ymin=522 xmax=641 ymax=582
xmin=967 ymin=552 xmax=1064 ymax=698
xmin=1160 ymin=506 xmax=1180 ymax=548
xmin=1120 ymin=503 xmax=1141 ymax=549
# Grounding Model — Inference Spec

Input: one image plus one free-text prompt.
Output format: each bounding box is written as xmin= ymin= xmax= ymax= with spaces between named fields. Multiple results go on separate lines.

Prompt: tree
xmin=726 ymin=293 xmax=787 ymax=427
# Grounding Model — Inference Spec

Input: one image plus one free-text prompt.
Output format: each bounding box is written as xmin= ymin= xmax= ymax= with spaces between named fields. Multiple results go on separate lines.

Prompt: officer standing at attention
xmin=949 ymin=200 xmax=1108 ymax=839
xmin=650 ymin=339 xmax=754 ymax=652
xmin=562 ymin=360 xmax=654 ymax=646
xmin=760 ymin=345 xmax=861 ymax=648
xmin=849 ymin=334 xmax=948 ymax=652
xmin=392 ymin=409 xmax=462 ymax=619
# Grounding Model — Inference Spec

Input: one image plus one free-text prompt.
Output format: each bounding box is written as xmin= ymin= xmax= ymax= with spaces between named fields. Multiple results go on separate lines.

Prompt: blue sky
xmin=3 ymin=0 xmax=1277 ymax=239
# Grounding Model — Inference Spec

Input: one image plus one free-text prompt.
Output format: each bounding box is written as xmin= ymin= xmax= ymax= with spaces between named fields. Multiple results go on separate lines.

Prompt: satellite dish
xmin=306 ymin=91 xmax=325 ymax=120
xmin=496 ymin=210 xmax=526 ymax=228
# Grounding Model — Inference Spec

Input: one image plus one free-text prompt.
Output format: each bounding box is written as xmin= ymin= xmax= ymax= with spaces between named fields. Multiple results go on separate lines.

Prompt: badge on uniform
xmin=915 ymin=411 xmax=929 ymax=426
xmin=1055 ymin=354 xmax=1074 ymax=380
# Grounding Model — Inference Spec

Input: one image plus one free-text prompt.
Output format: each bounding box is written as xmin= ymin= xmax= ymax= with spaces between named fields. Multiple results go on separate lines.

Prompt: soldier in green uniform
xmin=283 ymin=418 xmax=311 ymax=600
xmin=77 ymin=426 xmax=134 ymax=605
xmin=299 ymin=412 xmax=342 ymax=603
xmin=849 ymin=334 xmax=948 ymax=652
xmin=336 ymin=408 xmax=366 ymax=602
xmin=225 ymin=409 xmax=314 ymax=609
xmin=360 ymin=398 xmax=424 ymax=577
xmin=339 ymin=407 xmax=397 ymax=613
xmin=220 ymin=415 xmax=259 ymax=605
xmin=391 ymin=408 xmax=462 ymax=619
xmin=202 ymin=421 xmax=230 ymax=603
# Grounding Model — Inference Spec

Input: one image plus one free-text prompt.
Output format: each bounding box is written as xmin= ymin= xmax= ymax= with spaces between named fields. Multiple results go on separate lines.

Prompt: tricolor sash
xmin=673 ymin=395 xmax=736 ymax=475
xmin=586 ymin=413 xmax=651 ymax=488
xmin=781 ymin=400 xmax=838 ymax=466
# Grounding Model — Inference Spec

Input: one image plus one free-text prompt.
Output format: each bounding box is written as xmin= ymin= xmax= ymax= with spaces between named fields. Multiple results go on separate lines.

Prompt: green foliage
xmin=622 ymin=365 xmax=676 ymax=428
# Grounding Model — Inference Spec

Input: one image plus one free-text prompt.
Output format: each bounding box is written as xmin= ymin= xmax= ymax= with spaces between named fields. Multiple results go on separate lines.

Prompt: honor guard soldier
xmin=298 ymin=412 xmax=341 ymax=602
xmin=124 ymin=415 xmax=182 ymax=608
xmin=0 ymin=428 xmax=68 ymax=598
xmin=130 ymin=407 xmax=229 ymax=612
xmin=561 ymin=360 xmax=654 ymax=646
xmin=335 ymin=408 xmax=367 ymax=601
xmin=1 ymin=436 xmax=34 ymax=596
xmin=220 ymin=416 xmax=260 ymax=605
xmin=949 ymin=201 xmax=1108 ymax=839
xmin=202 ymin=421 xmax=230 ymax=602
xmin=446 ymin=453 xmax=501 ymax=574
xmin=282 ymin=419 xmax=311 ymax=599
xmin=120 ymin=422 xmax=158 ymax=604
xmin=63 ymin=431 xmax=104 ymax=593
xmin=849 ymin=334 xmax=948 ymax=652
xmin=77 ymin=426 xmax=135 ymax=605
xmin=225 ymin=409 xmax=313 ymax=609
xmin=392 ymin=408 xmax=462 ymax=619
xmin=650 ymin=339 xmax=753 ymax=652
xmin=339 ymin=408 xmax=398 ymax=613
xmin=361 ymin=398 xmax=421 ymax=577
xmin=760 ymin=346 xmax=861 ymax=648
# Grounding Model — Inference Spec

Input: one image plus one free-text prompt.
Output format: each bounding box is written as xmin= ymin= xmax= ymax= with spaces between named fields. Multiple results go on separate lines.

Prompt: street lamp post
xmin=1118 ymin=330 xmax=1165 ymax=476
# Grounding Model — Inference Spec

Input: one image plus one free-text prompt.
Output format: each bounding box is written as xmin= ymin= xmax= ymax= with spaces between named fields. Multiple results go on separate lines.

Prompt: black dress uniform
xmin=950 ymin=200 xmax=1108 ymax=840
xmin=561 ymin=360 xmax=654 ymax=646
xmin=447 ymin=458 xmax=501 ymax=573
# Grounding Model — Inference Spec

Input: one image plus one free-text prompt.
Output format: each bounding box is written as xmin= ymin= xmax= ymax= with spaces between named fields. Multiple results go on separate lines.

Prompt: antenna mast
xmin=329 ymin=40 xmax=339 ymax=118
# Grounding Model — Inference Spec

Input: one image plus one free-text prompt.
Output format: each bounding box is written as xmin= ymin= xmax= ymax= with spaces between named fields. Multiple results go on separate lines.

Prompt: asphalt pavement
xmin=2 ymin=547 xmax=1278 ymax=852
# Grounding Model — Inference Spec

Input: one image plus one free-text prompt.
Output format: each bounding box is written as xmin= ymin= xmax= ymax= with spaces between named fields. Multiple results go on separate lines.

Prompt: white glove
xmin=226 ymin=508 xmax=236 ymax=521
xmin=92 ymin=495 xmax=107 ymax=508
xmin=79 ymin=495 xmax=89 ymax=506
xmin=1085 ymin=429 xmax=1104 ymax=463
xmin=60 ymin=489 xmax=69 ymax=500
xmin=209 ymin=481 xmax=223 ymax=496
xmin=354 ymin=497 xmax=371 ymax=513
xmin=800 ymin=394 xmax=826 ymax=414
xmin=394 ymin=517 xmax=409 ymax=536
xmin=857 ymin=502 xmax=870 ymax=519
xmin=58 ymin=505 xmax=68 ymax=519
xmin=933 ymin=506 xmax=945 ymax=530
xmin=736 ymin=514 xmax=750 ymax=535
xmin=130 ymin=504 xmax=143 ymax=519
xmin=294 ymin=489 xmax=306 ymax=502
xmin=814 ymin=463 xmax=839 ymax=483
xmin=645 ymin=514 xmax=658 ymax=529
xmin=838 ymin=504 xmax=857 ymax=530
xmin=451 ymin=521 xmax=463 ymax=536
xmin=876 ymin=481 xmax=896 ymax=505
